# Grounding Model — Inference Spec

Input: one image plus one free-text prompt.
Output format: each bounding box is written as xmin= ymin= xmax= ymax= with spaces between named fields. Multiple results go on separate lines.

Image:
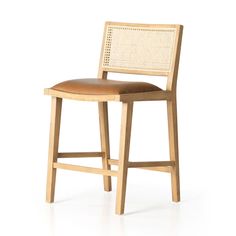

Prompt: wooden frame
xmin=44 ymin=88 xmax=172 ymax=102
xmin=45 ymin=22 xmax=183 ymax=215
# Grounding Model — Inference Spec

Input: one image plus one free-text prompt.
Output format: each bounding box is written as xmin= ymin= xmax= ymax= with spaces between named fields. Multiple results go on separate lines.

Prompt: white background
xmin=0 ymin=0 xmax=236 ymax=235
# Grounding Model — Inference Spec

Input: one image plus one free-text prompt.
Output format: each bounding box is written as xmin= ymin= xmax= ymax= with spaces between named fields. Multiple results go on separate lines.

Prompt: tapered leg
xmin=46 ymin=97 xmax=62 ymax=203
xmin=116 ymin=102 xmax=133 ymax=215
xmin=167 ymin=98 xmax=180 ymax=202
xmin=98 ymin=102 xmax=112 ymax=191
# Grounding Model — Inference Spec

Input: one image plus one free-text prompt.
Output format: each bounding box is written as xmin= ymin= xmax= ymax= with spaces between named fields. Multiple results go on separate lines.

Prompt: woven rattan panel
xmin=102 ymin=26 xmax=176 ymax=74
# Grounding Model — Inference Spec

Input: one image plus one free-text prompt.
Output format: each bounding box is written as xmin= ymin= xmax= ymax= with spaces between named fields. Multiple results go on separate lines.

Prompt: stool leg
xmin=116 ymin=102 xmax=133 ymax=215
xmin=167 ymin=98 xmax=180 ymax=202
xmin=98 ymin=102 xmax=112 ymax=191
xmin=46 ymin=97 xmax=62 ymax=203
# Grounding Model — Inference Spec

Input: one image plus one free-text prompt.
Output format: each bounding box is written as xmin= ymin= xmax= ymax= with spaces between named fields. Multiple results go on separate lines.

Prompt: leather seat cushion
xmin=52 ymin=79 xmax=161 ymax=95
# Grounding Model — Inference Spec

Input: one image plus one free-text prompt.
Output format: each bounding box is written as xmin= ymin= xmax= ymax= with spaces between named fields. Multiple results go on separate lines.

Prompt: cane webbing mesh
xmin=102 ymin=25 xmax=177 ymax=74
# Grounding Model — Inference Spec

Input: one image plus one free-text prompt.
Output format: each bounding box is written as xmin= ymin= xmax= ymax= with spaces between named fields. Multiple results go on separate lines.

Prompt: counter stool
xmin=44 ymin=22 xmax=183 ymax=214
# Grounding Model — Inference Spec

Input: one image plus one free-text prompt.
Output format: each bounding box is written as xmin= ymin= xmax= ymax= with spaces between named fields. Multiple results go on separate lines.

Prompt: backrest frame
xmin=98 ymin=22 xmax=183 ymax=92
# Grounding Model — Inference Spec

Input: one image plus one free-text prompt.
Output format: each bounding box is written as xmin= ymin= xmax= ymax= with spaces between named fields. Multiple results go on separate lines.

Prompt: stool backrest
xmin=99 ymin=22 xmax=183 ymax=91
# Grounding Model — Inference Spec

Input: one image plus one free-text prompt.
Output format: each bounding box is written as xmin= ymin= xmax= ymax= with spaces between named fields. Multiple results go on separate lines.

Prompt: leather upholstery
xmin=52 ymin=79 xmax=161 ymax=95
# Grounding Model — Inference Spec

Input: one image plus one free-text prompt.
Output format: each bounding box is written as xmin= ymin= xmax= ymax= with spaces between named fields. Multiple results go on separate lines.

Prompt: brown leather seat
xmin=52 ymin=79 xmax=162 ymax=95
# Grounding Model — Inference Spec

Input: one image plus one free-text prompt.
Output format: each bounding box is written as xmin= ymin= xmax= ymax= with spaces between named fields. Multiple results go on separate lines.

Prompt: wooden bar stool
xmin=44 ymin=22 xmax=183 ymax=215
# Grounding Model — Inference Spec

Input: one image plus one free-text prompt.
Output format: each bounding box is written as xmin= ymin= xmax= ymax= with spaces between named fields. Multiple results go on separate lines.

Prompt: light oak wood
xmin=116 ymin=102 xmax=133 ymax=215
xmin=46 ymin=97 xmax=62 ymax=203
xmin=97 ymin=71 xmax=112 ymax=191
xmin=167 ymin=25 xmax=183 ymax=91
xmin=128 ymin=161 xmax=175 ymax=168
xmin=98 ymin=102 xmax=112 ymax=191
xmin=103 ymin=67 xmax=169 ymax=76
xmin=105 ymin=22 xmax=180 ymax=28
xmin=139 ymin=166 xmax=172 ymax=173
xmin=167 ymin=97 xmax=180 ymax=202
xmin=107 ymin=159 xmax=174 ymax=167
xmin=44 ymin=88 xmax=172 ymax=102
xmin=108 ymin=159 xmax=172 ymax=173
xmin=119 ymin=91 xmax=172 ymax=102
xmin=44 ymin=22 xmax=183 ymax=214
xmin=58 ymin=152 xmax=104 ymax=158
xmin=107 ymin=159 xmax=119 ymax=166
xmin=44 ymin=88 xmax=120 ymax=102
xmin=54 ymin=162 xmax=117 ymax=176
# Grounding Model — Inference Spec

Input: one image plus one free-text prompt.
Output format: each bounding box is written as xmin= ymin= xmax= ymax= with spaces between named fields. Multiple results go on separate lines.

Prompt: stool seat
xmin=52 ymin=79 xmax=162 ymax=95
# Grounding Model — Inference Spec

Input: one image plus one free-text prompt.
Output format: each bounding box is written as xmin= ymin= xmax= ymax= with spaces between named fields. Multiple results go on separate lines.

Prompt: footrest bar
xmin=53 ymin=162 xmax=117 ymax=176
xmin=108 ymin=159 xmax=119 ymax=165
xmin=108 ymin=159 xmax=174 ymax=173
xmin=139 ymin=166 xmax=172 ymax=173
xmin=128 ymin=161 xmax=175 ymax=168
xmin=58 ymin=152 xmax=105 ymax=158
